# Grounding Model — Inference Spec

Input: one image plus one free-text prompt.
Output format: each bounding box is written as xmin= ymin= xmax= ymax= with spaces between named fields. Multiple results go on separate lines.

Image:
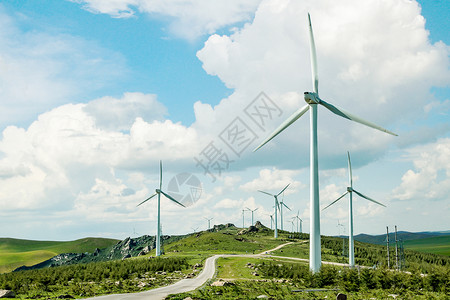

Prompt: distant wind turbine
xmin=242 ymin=208 xmax=249 ymax=228
xmin=254 ymin=14 xmax=396 ymax=273
xmin=205 ymin=217 xmax=213 ymax=230
xmin=279 ymin=192 xmax=291 ymax=231
xmin=246 ymin=207 xmax=259 ymax=226
xmin=191 ymin=227 xmax=199 ymax=233
xmin=259 ymin=184 xmax=290 ymax=238
xmin=292 ymin=210 xmax=303 ymax=238
xmin=268 ymin=213 xmax=274 ymax=230
xmin=322 ymin=152 xmax=386 ymax=267
xmin=137 ymin=161 xmax=185 ymax=257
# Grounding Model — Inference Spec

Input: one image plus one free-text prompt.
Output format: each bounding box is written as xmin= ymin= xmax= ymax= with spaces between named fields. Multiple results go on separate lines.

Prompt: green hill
xmin=403 ymin=235 xmax=450 ymax=256
xmin=0 ymin=237 xmax=119 ymax=273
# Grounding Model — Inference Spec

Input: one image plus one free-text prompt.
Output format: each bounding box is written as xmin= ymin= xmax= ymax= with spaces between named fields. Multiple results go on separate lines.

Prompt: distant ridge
xmin=351 ymin=231 xmax=450 ymax=245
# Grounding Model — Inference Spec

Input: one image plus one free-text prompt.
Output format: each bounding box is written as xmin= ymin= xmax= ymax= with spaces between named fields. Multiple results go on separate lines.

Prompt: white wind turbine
xmin=254 ymin=14 xmax=397 ymax=272
xmin=292 ymin=210 xmax=303 ymax=238
xmin=259 ymin=184 xmax=290 ymax=238
xmin=322 ymin=152 xmax=386 ymax=267
xmin=268 ymin=213 xmax=274 ymax=230
xmin=246 ymin=207 xmax=259 ymax=226
xmin=205 ymin=217 xmax=213 ymax=230
xmin=279 ymin=192 xmax=291 ymax=231
xmin=137 ymin=161 xmax=185 ymax=257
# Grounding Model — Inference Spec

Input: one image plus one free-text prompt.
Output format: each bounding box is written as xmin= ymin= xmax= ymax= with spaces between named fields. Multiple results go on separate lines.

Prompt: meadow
xmin=0 ymin=238 xmax=119 ymax=273
xmin=1 ymin=226 xmax=449 ymax=299
xmin=404 ymin=235 xmax=450 ymax=256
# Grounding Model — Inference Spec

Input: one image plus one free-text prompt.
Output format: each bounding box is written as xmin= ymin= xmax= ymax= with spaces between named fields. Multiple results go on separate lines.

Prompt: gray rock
xmin=0 ymin=290 xmax=15 ymax=298
xmin=336 ymin=293 xmax=347 ymax=300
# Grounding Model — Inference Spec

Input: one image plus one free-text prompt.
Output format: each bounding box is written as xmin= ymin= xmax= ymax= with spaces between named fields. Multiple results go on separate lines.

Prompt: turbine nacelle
xmin=304 ymin=92 xmax=321 ymax=104
xmin=156 ymin=189 xmax=161 ymax=194
xmin=346 ymin=187 xmax=353 ymax=192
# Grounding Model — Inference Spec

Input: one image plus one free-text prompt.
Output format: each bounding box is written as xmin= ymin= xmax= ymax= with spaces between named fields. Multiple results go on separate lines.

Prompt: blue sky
xmin=0 ymin=0 xmax=449 ymax=241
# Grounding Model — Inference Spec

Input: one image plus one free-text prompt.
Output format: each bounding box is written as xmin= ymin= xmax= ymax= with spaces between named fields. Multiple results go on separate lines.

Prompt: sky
xmin=0 ymin=0 xmax=449 ymax=241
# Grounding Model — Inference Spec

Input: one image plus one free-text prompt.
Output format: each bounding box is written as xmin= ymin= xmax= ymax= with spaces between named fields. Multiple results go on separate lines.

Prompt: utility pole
xmin=395 ymin=225 xmax=399 ymax=271
xmin=386 ymin=226 xmax=390 ymax=269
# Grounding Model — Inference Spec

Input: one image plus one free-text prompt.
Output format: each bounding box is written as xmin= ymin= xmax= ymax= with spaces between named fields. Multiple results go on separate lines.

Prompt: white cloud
xmin=196 ymin=0 xmax=450 ymax=167
xmin=0 ymin=93 xmax=201 ymax=214
xmin=72 ymin=0 xmax=262 ymax=40
xmin=392 ymin=137 xmax=450 ymax=201
xmin=240 ymin=167 xmax=303 ymax=194
xmin=83 ymin=92 xmax=167 ymax=131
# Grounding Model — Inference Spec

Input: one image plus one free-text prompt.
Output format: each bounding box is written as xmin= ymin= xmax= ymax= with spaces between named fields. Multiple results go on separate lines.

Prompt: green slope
xmin=0 ymin=237 xmax=119 ymax=273
xmin=403 ymin=235 xmax=450 ymax=256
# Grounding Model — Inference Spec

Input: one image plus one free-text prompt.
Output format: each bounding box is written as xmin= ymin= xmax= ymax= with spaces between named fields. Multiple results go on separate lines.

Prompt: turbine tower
xmin=137 ymin=161 xmax=185 ymax=257
xmin=268 ymin=214 xmax=274 ymax=230
xmin=254 ymin=14 xmax=396 ymax=272
xmin=242 ymin=208 xmax=249 ymax=228
xmin=293 ymin=210 xmax=303 ymax=238
xmin=279 ymin=193 xmax=291 ymax=231
xmin=205 ymin=217 xmax=213 ymax=230
xmin=259 ymin=184 xmax=290 ymax=238
xmin=322 ymin=152 xmax=386 ymax=267
xmin=246 ymin=207 xmax=259 ymax=226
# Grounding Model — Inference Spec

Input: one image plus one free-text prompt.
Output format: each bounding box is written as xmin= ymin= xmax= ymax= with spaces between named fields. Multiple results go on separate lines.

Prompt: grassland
xmin=1 ymin=226 xmax=449 ymax=299
xmin=0 ymin=237 xmax=119 ymax=273
xmin=404 ymin=235 xmax=450 ymax=256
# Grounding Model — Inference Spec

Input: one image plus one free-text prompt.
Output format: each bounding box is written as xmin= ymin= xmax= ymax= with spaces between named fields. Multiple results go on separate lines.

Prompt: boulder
xmin=0 ymin=290 xmax=15 ymax=298
xmin=336 ymin=293 xmax=347 ymax=300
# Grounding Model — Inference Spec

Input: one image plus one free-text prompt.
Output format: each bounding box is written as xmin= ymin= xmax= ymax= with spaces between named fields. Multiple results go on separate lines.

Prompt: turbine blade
xmin=308 ymin=13 xmax=319 ymax=94
xmin=282 ymin=202 xmax=291 ymax=211
xmin=277 ymin=183 xmax=291 ymax=196
xmin=160 ymin=190 xmax=185 ymax=207
xmin=322 ymin=191 xmax=349 ymax=211
xmin=258 ymin=190 xmax=274 ymax=197
xmin=347 ymin=151 xmax=353 ymax=187
xmin=159 ymin=160 xmax=163 ymax=190
xmin=137 ymin=193 xmax=157 ymax=207
xmin=319 ymin=99 xmax=397 ymax=136
xmin=353 ymin=189 xmax=386 ymax=207
xmin=255 ymin=207 xmax=259 ymax=211
xmin=253 ymin=104 xmax=310 ymax=152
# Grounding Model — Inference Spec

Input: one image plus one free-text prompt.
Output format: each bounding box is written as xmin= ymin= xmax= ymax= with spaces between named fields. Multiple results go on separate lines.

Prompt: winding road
xmin=84 ymin=242 xmax=345 ymax=300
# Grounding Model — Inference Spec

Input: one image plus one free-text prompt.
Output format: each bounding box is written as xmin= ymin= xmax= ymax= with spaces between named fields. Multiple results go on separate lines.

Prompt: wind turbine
xmin=293 ymin=210 xmax=303 ymax=238
xmin=279 ymin=192 xmax=291 ymax=231
xmin=191 ymin=227 xmax=199 ymax=233
xmin=268 ymin=213 xmax=274 ymax=230
xmin=253 ymin=14 xmax=396 ymax=273
xmin=137 ymin=161 xmax=185 ymax=257
xmin=246 ymin=207 xmax=259 ymax=226
xmin=259 ymin=184 xmax=290 ymax=238
xmin=322 ymin=152 xmax=386 ymax=267
xmin=205 ymin=217 xmax=213 ymax=230
xmin=241 ymin=208 xmax=249 ymax=228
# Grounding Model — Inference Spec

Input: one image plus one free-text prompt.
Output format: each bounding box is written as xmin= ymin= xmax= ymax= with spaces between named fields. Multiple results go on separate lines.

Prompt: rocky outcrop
xmin=207 ymin=223 xmax=236 ymax=232
xmin=14 ymin=235 xmax=158 ymax=272
xmin=0 ymin=290 xmax=15 ymax=298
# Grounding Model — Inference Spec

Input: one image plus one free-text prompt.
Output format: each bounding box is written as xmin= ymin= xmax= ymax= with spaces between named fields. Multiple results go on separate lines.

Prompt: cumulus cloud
xmin=196 ymin=0 xmax=450 ymax=168
xmin=72 ymin=0 xmax=262 ymax=39
xmin=240 ymin=167 xmax=304 ymax=194
xmin=392 ymin=137 xmax=450 ymax=201
xmin=0 ymin=93 xmax=201 ymax=214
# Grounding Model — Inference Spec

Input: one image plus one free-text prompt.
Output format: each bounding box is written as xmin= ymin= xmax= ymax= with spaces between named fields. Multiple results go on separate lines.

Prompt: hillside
xmin=353 ymin=231 xmax=449 ymax=245
xmin=0 ymin=237 xmax=119 ymax=273
xmin=404 ymin=235 xmax=450 ymax=256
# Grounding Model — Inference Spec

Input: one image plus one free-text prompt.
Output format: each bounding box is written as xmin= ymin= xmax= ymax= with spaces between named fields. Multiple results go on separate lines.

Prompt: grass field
xmin=0 ymin=237 xmax=119 ymax=273
xmin=403 ymin=235 xmax=450 ymax=256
